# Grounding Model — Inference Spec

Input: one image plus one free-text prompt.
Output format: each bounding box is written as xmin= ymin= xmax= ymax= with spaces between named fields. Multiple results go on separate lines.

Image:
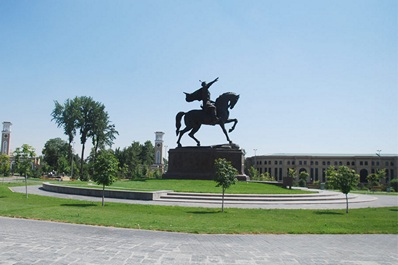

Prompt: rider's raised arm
xmin=207 ymin=77 xmax=219 ymax=88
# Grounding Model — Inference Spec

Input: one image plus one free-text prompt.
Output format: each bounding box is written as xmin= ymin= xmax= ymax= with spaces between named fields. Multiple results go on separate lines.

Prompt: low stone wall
xmin=42 ymin=182 xmax=170 ymax=201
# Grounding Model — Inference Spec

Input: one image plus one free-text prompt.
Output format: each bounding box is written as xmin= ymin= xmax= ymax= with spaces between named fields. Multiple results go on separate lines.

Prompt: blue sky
xmin=1 ymin=0 xmax=397 ymax=158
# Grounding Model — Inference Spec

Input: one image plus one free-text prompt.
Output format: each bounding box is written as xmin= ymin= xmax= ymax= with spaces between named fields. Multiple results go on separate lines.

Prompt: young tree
xmin=13 ymin=144 xmax=36 ymax=198
xmin=248 ymin=166 xmax=259 ymax=180
xmin=288 ymin=168 xmax=297 ymax=178
xmin=326 ymin=166 xmax=359 ymax=213
xmin=298 ymin=171 xmax=309 ymax=187
xmin=286 ymin=168 xmax=297 ymax=189
xmin=260 ymin=172 xmax=274 ymax=181
xmin=214 ymin=158 xmax=238 ymax=212
xmin=0 ymin=154 xmax=10 ymax=177
xmin=92 ymin=150 xmax=119 ymax=206
xmin=367 ymin=169 xmax=386 ymax=188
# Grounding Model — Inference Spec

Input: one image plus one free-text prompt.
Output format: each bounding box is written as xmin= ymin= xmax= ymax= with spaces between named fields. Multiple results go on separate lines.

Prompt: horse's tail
xmin=176 ymin=112 xmax=185 ymax=135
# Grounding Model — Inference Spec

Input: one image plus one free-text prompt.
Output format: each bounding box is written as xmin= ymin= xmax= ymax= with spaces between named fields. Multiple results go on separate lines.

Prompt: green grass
xmin=0 ymin=184 xmax=397 ymax=234
xmin=48 ymin=179 xmax=313 ymax=194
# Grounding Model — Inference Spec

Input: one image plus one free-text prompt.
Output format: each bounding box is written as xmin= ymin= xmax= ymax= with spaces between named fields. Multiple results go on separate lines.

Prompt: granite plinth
xmin=163 ymin=145 xmax=249 ymax=181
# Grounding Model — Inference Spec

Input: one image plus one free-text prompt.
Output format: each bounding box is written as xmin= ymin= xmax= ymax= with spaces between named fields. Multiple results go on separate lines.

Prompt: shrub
xmin=390 ymin=178 xmax=398 ymax=192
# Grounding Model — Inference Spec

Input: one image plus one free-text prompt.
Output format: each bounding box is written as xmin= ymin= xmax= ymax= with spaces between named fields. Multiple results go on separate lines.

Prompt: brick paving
xmin=1 ymin=217 xmax=397 ymax=265
xmin=3 ymin=183 xmax=398 ymax=264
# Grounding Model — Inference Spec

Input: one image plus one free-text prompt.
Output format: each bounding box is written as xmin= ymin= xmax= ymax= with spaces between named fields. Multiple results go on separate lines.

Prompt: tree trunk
xmin=25 ymin=174 xmax=28 ymax=198
xmin=102 ymin=184 xmax=105 ymax=206
xmin=345 ymin=193 xmax=349 ymax=213
xmin=221 ymin=188 xmax=225 ymax=212
xmin=80 ymin=143 xmax=85 ymax=180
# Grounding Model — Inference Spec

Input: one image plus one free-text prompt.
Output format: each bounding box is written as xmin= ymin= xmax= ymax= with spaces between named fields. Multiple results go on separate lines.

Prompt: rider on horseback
xmin=185 ymin=77 xmax=219 ymax=124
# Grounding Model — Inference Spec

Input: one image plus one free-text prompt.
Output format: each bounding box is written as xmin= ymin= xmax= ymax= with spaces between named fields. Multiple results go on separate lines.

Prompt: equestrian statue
xmin=176 ymin=77 xmax=239 ymax=147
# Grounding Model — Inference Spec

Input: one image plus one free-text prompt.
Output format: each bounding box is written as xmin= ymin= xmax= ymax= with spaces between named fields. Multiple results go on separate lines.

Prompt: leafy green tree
xmin=214 ymin=158 xmax=238 ymax=212
xmin=115 ymin=142 xmax=140 ymax=178
xmin=248 ymin=166 xmax=259 ymax=180
xmin=57 ymin=156 xmax=70 ymax=175
xmin=52 ymin=96 xmax=117 ymax=180
xmin=114 ymin=141 xmax=154 ymax=179
xmin=75 ymin=96 xmax=100 ymax=180
xmin=152 ymin=168 xmax=162 ymax=179
xmin=90 ymin=113 xmax=118 ymax=156
xmin=0 ymin=154 xmax=10 ymax=177
xmin=140 ymin=140 xmax=154 ymax=166
xmin=367 ymin=169 xmax=386 ymax=187
xmin=92 ymin=150 xmax=119 ymax=206
xmin=42 ymin=138 xmax=69 ymax=173
xmin=248 ymin=167 xmax=273 ymax=181
xmin=298 ymin=171 xmax=309 ymax=187
xmin=286 ymin=168 xmax=297 ymax=189
xmin=326 ymin=166 xmax=359 ymax=213
xmin=288 ymin=168 xmax=297 ymax=178
xmin=13 ymin=144 xmax=36 ymax=198
xmin=51 ymin=99 xmax=78 ymax=164
xmin=259 ymin=172 xmax=274 ymax=181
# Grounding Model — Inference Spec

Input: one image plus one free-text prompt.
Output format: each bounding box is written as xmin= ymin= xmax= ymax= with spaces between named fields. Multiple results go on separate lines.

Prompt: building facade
xmin=247 ymin=153 xmax=398 ymax=183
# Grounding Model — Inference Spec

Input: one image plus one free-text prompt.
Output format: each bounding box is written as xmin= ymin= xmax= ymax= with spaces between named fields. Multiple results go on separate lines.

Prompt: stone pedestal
xmin=163 ymin=145 xmax=249 ymax=181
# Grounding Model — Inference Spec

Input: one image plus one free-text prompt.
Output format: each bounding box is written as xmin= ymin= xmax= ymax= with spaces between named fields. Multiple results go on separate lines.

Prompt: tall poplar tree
xmin=52 ymin=96 xmax=117 ymax=180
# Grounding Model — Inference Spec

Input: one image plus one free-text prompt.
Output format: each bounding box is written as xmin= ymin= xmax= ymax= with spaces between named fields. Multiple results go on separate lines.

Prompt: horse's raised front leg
xmin=188 ymin=125 xmax=201 ymax=146
xmin=224 ymin=118 xmax=238 ymax=133
xmin=219 ymin=122 xmax=232 ymax=144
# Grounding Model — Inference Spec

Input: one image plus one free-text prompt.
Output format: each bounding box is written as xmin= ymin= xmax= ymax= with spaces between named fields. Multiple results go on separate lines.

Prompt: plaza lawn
xmin=48 ymin=179 xmax=312 ymax=194
xmin=0 ymin=184 xmax=397 ymax=234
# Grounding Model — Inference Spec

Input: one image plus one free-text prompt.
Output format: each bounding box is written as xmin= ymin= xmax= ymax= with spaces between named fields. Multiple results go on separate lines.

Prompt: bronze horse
xmin=176 ymin=92 xmax=239 ymax=147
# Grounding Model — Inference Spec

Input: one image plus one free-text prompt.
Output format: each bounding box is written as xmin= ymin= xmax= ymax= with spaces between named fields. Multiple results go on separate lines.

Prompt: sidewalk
xmin=10 ymin=185 xmax=398 ymax=209
xmin=4 ymin=184 xmax=398 ymax=264
xmin=1 ymin=216 xmax=397 ymax=265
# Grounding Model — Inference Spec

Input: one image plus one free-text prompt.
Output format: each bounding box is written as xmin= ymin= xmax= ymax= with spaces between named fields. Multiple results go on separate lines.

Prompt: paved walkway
xmin=1 ymin=216 xmax=397 ymax=265
xmin=3 ymin=182 xmax=398 ymax=264
xmin=10 ymin=185 xmax=398 ymax=209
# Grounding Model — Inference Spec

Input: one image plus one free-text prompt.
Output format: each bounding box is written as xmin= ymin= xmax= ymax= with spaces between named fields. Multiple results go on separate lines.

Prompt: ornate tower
xmin=154 ymin=131 xmax=165 ymax=170
xmin=1 ymin=122 xmax=12 ymax=155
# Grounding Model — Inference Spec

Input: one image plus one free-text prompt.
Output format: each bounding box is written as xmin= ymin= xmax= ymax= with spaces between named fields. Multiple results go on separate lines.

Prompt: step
xmin=158 ymin=191 xmax=358 ymax=203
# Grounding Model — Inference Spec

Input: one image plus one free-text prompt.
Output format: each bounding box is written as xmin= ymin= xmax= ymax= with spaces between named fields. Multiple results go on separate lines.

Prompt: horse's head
xmin=229 ymin=94 xmax=239 ymax=109
xmin=215 ymin=92 xmax=240 ymax=111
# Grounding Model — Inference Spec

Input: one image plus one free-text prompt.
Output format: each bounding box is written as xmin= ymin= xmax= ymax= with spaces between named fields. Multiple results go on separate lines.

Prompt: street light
xmin=376 ymin=149 xmax=384 ymax=182
xmin=253 ymin=149 xmax=257 ymax=169
xmin=376 ymin=149 xmax=381 ymax=168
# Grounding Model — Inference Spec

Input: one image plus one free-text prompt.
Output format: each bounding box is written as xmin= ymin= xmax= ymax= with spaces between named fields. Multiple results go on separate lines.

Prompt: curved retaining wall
xmin=42 ymin=182 xmax=170 ymax=201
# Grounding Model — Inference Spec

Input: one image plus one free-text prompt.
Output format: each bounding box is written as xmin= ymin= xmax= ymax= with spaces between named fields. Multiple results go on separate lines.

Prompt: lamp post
xmin=376 ymin=150 xmax=381 ymax=169
xmin=376 ymin=149 xmax=384 ymax=182
xmin=253 ymin=149 xmax=257 ymax=170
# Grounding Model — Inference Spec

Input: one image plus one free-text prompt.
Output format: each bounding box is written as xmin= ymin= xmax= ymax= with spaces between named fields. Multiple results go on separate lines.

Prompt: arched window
xmin=299 ymin=168 xmax=307 ymax=173
xmin=360 ymin=169 xmax=368 ymax=183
